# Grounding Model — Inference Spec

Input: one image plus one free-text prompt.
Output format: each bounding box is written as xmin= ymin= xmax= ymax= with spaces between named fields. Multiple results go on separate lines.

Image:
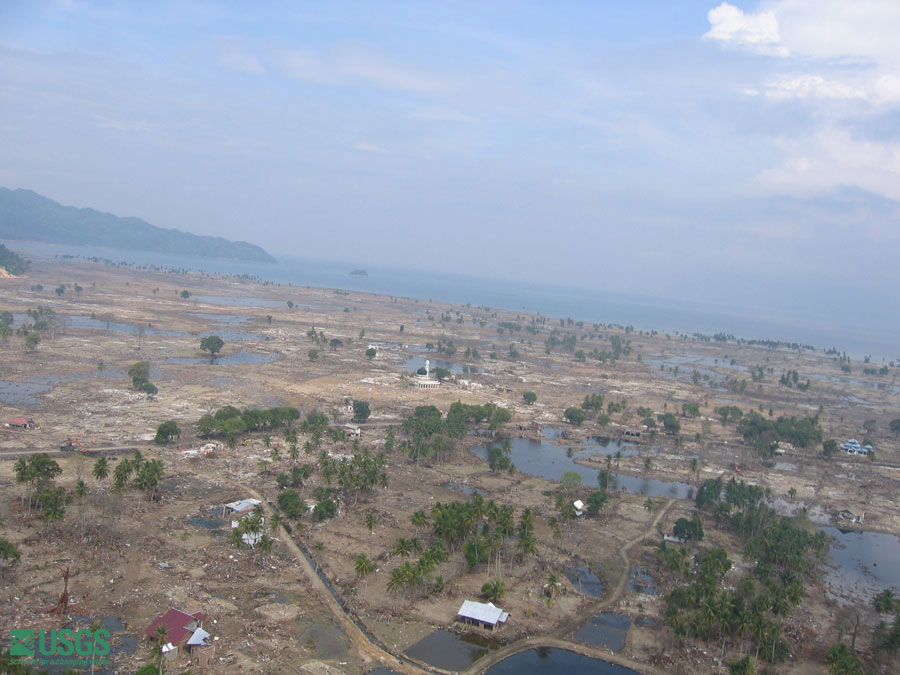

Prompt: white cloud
xmin=704 ymin=2 xmax=788 ymax=56
xmin=279 ymin=45 xmax=448 ymax=94
xmin=763 ymin=75 xmax=866 ymax=100
xmin=754 ymin=129 xmax=900 ymax=202
xmin=351 ymin=141 xmax=383 ymax=153
xmin=410 ymin=106 xmax=479 ymax=124
xmin=773 ymin=0 xmax=900 ymax=67
xmin=94 ymin=116 xmax=153 ymax=132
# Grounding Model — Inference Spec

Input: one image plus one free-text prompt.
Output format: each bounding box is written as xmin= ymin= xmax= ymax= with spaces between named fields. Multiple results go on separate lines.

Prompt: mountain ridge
xmin=0 ymin=187 xmax=276 ymax=263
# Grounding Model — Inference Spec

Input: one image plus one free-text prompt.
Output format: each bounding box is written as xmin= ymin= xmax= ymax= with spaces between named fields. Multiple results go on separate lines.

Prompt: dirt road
xmin=464 ymin=499 xmax=676 ymax=675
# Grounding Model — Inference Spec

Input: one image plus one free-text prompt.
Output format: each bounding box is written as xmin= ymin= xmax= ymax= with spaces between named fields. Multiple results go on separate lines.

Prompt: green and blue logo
xmin=8 ymin=628 xmax=111 ymax=666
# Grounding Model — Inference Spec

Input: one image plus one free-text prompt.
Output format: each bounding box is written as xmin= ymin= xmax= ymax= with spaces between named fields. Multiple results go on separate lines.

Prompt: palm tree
xmin=92 ymin=456 xmax=109 ymax=488
xmin=386 ymin=567 xmax=406 ymax=596
xmin=788 ymin=487 xmax=797 ymax=501
xmin=481 ymin=578 xmax=505 ymax=603
xmin=269 ymin=512 xmax=285 ymax=534
xmin=270 ymin=446 xmax=281 ymax=463
xmin=355 ymin=553 xmax=375 ymax=578
xmin=545 ymin=572 xmax=560 ymax=600
xmin=288 ymin=443 xmax=299 ymax=462
xmin=516 ymin=533 xmax=537 ymax=561
xmin=644 ymin=498 xmax=655 ymax=512
xmin=365 ymin=512 xmax=377 ymax=533
xmin=393 ymin=537 xmax=412 ymax=557
xmin=257 ymin=534 xmax=273 ymax=559
xmin=411 ymin=510 xmax=429 ymax=534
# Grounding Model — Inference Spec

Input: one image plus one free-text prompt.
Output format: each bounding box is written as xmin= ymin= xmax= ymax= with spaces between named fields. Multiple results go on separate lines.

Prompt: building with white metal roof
xmin=457 ymin=600 xmax=509 ymax=630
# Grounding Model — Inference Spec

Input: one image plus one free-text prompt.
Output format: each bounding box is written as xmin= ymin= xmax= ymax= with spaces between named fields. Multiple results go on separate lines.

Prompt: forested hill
xmin=0 ymin=188 xmax=276 ymax=263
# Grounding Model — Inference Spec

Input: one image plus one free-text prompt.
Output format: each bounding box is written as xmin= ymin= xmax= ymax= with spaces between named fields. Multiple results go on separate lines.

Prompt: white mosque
xmin=413 ymin=359 xmax=440 ymax=389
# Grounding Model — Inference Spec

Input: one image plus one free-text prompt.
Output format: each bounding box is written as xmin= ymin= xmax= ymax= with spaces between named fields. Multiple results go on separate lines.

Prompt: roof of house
xmin=458 ymin=600 xmax=509 ymax=625
xmin=186 ymin=627 xmax=210 ymax=647
xmin=224 ymin=498 xmax=261 ymax=512
xmin=8 ymin=416 xmax=31 ymax=425
xmin=145 ymin=608 xmax=206 ymax=644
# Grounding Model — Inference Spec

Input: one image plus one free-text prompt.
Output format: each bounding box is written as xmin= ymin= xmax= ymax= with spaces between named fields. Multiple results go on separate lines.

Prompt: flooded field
xmin=824 ymin=527 xmax=900 ymax=602
xmin=472 ymin=438 xmax=694 ymax=499
xmin=572 ymin=612 xmax=632 ymax=652
xmin=404 ymin=629 xmax=498 ymax=670
xmin=485 ymin=648 xmax=639 ymax=674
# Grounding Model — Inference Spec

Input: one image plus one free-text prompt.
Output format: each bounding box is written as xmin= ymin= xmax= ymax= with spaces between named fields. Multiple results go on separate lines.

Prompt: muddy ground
xmin=1 ymin=258 xmax=898 ymax=673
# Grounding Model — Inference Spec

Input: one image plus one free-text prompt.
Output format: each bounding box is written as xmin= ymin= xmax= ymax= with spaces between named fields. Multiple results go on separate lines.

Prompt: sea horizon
xmin=4 ymin=238 xmax=896 ymax=362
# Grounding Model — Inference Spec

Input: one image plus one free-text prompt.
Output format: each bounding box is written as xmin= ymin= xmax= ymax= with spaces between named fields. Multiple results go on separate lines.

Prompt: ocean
xmin=4 ymin=239 xmax=897 ymax=361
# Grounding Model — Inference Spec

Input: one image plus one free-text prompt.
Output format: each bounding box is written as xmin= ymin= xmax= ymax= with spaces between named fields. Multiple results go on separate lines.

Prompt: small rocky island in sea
xmin=349 ymin=269 xmax=368 ymax=277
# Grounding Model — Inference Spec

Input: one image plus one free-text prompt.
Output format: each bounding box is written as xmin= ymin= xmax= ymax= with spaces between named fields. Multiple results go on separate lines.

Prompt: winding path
xmin=230 ymin=479 xmax=674 ymax=675
xmin=463 ymin=498 xmax=676 ymax=675
xmin=227 ymin=482 xmax=429 ymax=674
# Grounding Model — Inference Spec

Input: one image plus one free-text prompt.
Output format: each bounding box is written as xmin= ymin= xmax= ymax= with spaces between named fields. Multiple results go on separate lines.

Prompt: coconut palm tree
xmin=269 ymin=512 xmax=285 ymax=534
xmin=92 ymin=456 xmax=109 ymax=488
xmin=481 ymin=578 xmax=505 ymax=603
xmin=355 ymin=553 xmax=375 ymax=578
xmin=410 ymin=509 xmax=429 ymax=534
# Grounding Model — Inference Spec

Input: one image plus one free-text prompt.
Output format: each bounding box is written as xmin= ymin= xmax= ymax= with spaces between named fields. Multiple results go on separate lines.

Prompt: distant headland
xmin=349 ymin=269 xmax=368 ymax=277
xmin=0 ymin=187 xmax=276 ymax=263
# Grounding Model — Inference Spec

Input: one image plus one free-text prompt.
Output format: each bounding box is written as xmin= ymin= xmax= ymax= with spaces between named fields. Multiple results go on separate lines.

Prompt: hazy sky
xmin=1 ymin=1 xmax=898 ymax=316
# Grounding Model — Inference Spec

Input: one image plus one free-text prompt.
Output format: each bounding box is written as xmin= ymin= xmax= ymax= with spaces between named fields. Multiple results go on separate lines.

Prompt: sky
xmin=1 ymin=0 xmax=899 ymax=321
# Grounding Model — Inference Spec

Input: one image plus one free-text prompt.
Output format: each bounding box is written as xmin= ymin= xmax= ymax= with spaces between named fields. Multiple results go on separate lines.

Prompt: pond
xmin=0 ymin=369 xmax=124 ymax=407
xmin=193 ymin=294 xmax=286 ymax=308
xmin=471 ymin=438 xmax=694 ymax=499
xmin=404 ymin=356 xmax=480 ymax=375
xmin=824 ymin=527 xmax=900 ymax=602
xmin=627 ymin=566 xmax=657 ymax=595
xmin=485 ymin=648 xmax=639 ymax=674
xmin=572 ymin=612 xmax=632 ymax=652
xmin=163 ymin=351 xmax=279 ymax=366
xmin=69 ymin=315 xmax=264 ymax=341
xmin=566 ymin=566 xmax=604 ymax=598
xmin=405 ymin=629 xmax=498 ymax=670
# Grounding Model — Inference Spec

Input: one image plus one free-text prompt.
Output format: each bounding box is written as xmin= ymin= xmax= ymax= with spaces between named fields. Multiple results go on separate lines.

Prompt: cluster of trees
xmin=564 ymin=394 xmax=621 ymax=427
xmin=318 ymin=447 xmax=388 ymax=505
xmin=398 ymin=403 xmax=511 ymax=464
xmin=13 ymin=454 xmax=64 ymax=521
xmin=109 ymin=452 xmax=165 ymax=500
xmin=385 ymin=535 xmax=450 ymax=598
xmin=196 ymin=405 xmax=301 ymax=443
xmin=715 ymin=405 xmax=744 ymax=424
xmin=0 ymin=244 xmax=28 ymax=275
xmin=352 ymin=400 xmax=370 ymax=422
xmin=487 ymin=440 xmax=515 ymax=474
xmin=7 ymin=305 xmax=61 ymax=351
xmin=663 ymin=477 xmax=829 ymax=666
xmin=128 ymin=361 xmax=158 ymax=395
xmin=681 ymin=402 xmax=701 ymax=418
xmin=425 ymin=494 xmax=537 ymax=579
xmin=155 ymin=421 xmax=180 ymax=445
xmin=779 ymin=370 xmax=811 ymax=391
xmin=871 ymin=588 xmax=900 ymax=659
xmin=737 ymin=411 xmax=823 ymax=455
xmin=229 ymin=507 xmax=274 ymax=558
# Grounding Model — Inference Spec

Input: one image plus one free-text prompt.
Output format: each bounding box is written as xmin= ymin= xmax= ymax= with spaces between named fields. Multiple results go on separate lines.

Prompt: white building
xmin=413 ymin=359 xmax=440 ymax=389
